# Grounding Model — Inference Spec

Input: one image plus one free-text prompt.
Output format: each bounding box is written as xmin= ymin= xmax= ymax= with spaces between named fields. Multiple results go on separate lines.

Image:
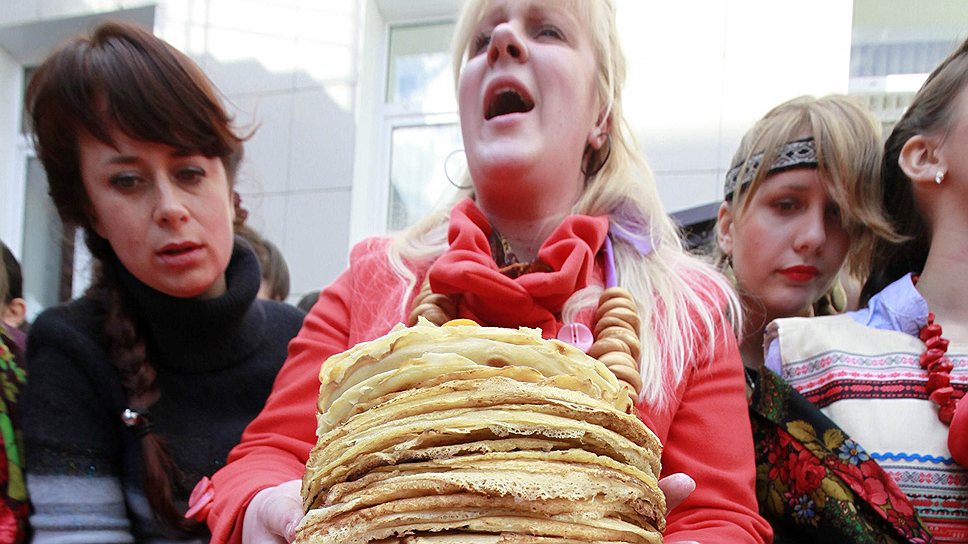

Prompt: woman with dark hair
xmin=22 ymin=21 xmax=304 ymax=542
xmin=766 ymin=37 xmax=968 ymax=543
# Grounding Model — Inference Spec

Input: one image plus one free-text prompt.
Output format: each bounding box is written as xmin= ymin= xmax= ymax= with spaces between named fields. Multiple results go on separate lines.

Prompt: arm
xmin=23 ymin=308 xmax=135 ymax=543
xmin=643 ymin=325 xmax=772 ymax=543
xmin=207 ymin=267 xmax=355 ymax=544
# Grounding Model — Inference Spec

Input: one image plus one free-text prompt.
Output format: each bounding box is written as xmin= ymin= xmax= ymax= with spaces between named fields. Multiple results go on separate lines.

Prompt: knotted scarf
xmin=427 ymin=198 xmax=608 ymax=338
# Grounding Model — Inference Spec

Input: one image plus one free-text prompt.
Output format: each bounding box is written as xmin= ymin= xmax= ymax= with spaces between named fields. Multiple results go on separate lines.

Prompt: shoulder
xmin=27 ymin=298 xmax=105 ymax=355
xmin=769 ymin=313 xmax=918 ymax=365
xmin=771 ymin=313 xmax=870 ymax=340
xmin=24 ymin=299 xmax=123 ymax=403
xmin=254 ymin=299 xmax=306 ymax=335
xmin=349 ymin=236 xmax=393 ymax=265
xmin=673 ymin=256 xmax=734 ymax=309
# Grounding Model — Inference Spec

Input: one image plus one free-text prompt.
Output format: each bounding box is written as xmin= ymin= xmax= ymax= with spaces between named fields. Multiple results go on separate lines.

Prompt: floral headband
xmin=723 ymin=136 xmax=818 ymax=199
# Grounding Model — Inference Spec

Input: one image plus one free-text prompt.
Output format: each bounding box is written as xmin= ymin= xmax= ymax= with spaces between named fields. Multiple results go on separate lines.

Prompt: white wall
xmin=0 ymin=0 xmax=933 ymax=311
xmin=619 ymin=0 xmax=853 ymax=212
xmin=154 ymin=0 xmax=361 ymax=304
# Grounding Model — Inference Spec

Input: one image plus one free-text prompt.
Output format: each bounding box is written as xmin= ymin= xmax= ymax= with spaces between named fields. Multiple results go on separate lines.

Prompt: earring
xmin=935 ymin=170 xmax=945 ymax=185
xmin=444 ymin=149 xmax=473 ymax=190
xmin=581 ymin=133 xmax=612 ymax=178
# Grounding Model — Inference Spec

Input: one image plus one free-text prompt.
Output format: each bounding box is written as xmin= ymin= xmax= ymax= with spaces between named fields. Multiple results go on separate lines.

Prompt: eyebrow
xmin=105 ymin=155 xmax=140 ymax=166
xmin=103 ymin=148 xmax=198 ymax=166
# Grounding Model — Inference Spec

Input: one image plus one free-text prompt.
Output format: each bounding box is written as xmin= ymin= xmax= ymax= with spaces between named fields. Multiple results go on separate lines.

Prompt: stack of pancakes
xmin=295 ymin=319 xmax=665 ymax=544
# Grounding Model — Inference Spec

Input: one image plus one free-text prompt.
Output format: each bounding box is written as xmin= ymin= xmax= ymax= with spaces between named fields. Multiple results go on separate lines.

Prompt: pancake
xmin=296 ymin=319 xmax=665 ymax=544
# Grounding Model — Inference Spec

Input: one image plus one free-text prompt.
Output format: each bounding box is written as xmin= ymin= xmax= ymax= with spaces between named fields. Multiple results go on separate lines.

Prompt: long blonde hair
xmin=389 ymin=0 xmax=739 ymax=407
xmin=718 ymin=95 xmax=901 ymax=280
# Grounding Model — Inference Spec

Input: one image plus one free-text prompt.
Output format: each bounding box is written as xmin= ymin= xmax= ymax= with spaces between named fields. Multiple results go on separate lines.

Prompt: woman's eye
xmin=772 ymin=199 xmax=799 ymax=213
xmin=536 ymin=25 xmax=564 ymax=40
xmin=176 ymin=167 xmax=205 ymax=184
xmin=825 ymin=202 xmax=841 ymax=217
xmin=109 ymin=173 xmax=141 ymax=190
xmin=471 ymin=32 xmax=491 ymax=55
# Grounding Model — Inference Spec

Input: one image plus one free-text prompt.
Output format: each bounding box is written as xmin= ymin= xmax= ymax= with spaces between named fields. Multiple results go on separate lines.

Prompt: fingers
xmin=658 ymin=472 xmax=696 ymax=514
xmin=242 ymin=480 xmax=304 ymax=544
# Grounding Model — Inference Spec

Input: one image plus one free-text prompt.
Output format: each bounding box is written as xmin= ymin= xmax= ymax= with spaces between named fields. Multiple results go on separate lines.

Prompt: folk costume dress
xmin=206 ymin=198 xmax=772 ymax=544
xmin=0 ymin=324 xmax=27 ymax=543
xmin=22 ymin=239 xmax=304 ymax=543
xmin=760 ymin=274 xmax=968 ymax=543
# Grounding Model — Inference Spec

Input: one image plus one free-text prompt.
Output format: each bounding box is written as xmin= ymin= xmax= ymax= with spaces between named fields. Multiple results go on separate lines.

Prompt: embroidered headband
xmin=723 ymin=136 xmax=818 ymax=199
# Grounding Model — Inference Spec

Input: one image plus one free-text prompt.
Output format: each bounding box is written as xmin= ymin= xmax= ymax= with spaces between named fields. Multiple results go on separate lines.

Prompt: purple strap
xmin=605 ymin=219 xmax=653 ymax=288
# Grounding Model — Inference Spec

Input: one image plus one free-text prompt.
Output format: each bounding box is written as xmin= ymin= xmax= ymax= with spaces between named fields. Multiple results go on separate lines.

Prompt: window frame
xmin=350 ymin=0 xmax=462 ymax=244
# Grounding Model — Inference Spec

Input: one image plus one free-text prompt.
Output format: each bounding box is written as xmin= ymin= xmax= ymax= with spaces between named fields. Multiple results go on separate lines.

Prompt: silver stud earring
xmin=935 ymin=170 xmax=945 ymax=185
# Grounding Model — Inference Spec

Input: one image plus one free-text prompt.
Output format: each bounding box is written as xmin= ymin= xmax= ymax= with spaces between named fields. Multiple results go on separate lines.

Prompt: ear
xmin=2 ymin=297 xmax=26 ymax=328
xmin=588 ymin=111 xmax=612 ymax=150
xmin=899 ymin=134 xmax=945 ymax=185
xmin=716 ymin=201 xmax=734 ymax=256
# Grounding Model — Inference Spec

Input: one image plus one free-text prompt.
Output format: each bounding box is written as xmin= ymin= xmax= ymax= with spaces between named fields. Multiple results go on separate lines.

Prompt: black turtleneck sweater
xmin=23 ymin=240 xmax=305 ymax=543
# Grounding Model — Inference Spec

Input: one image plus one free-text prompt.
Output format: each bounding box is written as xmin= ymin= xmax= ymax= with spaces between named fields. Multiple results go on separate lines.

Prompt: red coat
xmin=208 ymin=207 xmax=770 ymax=543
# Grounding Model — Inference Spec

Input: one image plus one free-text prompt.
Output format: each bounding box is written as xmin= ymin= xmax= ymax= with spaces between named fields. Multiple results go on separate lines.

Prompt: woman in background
xmin=713 ymin=94 xmax=918 ymax=542
xmin=713 ymin=94 xmax=895 ymax=370
xmin=23 ymin=22 xmax=304 ymax=542
xmin=765 ymin=37 xmax=968 ymax=543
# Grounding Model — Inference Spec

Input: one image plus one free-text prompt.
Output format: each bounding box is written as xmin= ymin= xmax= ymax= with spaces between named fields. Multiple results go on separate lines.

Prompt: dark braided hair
xmin=25 ymin=21 xmax=247 ymax=535
xmin=861 ymin=37 xmax=968 ymax=304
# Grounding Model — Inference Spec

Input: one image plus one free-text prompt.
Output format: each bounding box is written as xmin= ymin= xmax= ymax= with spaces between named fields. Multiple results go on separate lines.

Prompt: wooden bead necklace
xmin=914 ymin=275 xmax=963 ymax=425
xmin=919 ymin=311 xmax=962 ymax=424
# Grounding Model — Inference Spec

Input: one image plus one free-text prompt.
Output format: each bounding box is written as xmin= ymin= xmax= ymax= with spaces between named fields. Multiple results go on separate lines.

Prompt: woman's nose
xmin=488 ymin=22 xmax=528 ymax=65
xmin=153 ymin=178 xmax=190 ymax=226
xmin=794 ymin=208 xmax=827 ymax=253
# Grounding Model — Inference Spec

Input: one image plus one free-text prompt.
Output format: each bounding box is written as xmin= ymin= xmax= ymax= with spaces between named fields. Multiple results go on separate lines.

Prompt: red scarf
xmin=427 ymin=199 xmax=608 ymax=338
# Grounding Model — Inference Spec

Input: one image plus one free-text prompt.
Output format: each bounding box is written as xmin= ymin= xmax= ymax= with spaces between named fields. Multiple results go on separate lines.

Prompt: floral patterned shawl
xmin=749 ymin=366 xmax=934 ymax=543
xmin=0 ymin=325 xmax=28 ymax=543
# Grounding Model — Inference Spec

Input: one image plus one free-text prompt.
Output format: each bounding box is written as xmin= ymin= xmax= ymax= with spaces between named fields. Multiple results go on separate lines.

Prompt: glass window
xmin=21 ymin=158 xmax=72 ymax=320
xmin=386 ymin=22 xmax=456 ymax=112
xmin=849 ymin=0 xmax=968 ymax=132
xmin=20 ymin=66 xmax=35 ymax=134
xmin=387 ymin=122 xmax=463 ymax=231
xmin=381 ymin=20 xmax=461 ymax=232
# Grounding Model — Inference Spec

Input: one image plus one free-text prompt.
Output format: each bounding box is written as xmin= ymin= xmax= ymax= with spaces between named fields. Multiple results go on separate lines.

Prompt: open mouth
xmin=485 ymin=87 xmax=535 ymax=120
xmin=159 ymin=243 xmax=200 ymax=257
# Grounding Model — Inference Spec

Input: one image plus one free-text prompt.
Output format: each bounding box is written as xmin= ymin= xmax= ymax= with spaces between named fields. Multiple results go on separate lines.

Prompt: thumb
xmin=659 ymin=472 xmax=696 ymax=514
xmin=244 ymin=479 xmax=304 ymax=544
xmin=269 ymin=480 xmax=304 ymax=542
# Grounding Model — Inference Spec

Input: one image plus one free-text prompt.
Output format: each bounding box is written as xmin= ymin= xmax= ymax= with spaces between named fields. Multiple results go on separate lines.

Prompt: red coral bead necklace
xmin=914 ymin=275 xmax=964 ymax=424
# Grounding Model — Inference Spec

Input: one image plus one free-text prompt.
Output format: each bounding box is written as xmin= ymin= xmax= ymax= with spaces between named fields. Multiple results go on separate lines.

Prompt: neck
xmin=485 ymin=212 xmax=569 ymax=263
xmin=917 ymin=237 xmax=968 ymax=342
xmin=476 ymin=195 xmax=578 ymax=263
xmin=739 ymin=296 xmax=769 ymax=369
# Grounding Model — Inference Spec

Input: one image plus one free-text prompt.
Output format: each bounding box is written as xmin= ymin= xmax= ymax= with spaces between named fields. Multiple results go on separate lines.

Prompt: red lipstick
xmin=779 ymin=265 xmax=819 ymax=283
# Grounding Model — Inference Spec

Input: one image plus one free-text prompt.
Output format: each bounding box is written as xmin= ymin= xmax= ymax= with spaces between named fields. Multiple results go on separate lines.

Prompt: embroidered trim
xmin=724 ymin=137 xmax=818 ymax=198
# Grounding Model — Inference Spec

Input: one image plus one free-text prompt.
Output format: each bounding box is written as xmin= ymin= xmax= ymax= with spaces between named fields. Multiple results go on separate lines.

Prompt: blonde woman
xmin=713 ymin=95 xmax=925 ymax=542
xmin=205 ymin=1 xmax=771 ymax=543
xmin=764 ymin=37 xmax=968 ymax=542
xmin=714 ymin=94 xmax=895 ymax=370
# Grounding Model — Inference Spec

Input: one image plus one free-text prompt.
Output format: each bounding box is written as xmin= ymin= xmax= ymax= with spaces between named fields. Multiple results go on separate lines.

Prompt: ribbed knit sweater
xmin=23 ymin=240 xmax=304 ymax=543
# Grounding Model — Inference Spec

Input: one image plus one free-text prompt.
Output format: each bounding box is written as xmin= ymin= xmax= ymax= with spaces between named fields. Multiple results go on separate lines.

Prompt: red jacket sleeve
xmin=207 ymin=266 xmax=354 ymax=543
xmin=638 ymin=321 xmax=772 ymax=543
